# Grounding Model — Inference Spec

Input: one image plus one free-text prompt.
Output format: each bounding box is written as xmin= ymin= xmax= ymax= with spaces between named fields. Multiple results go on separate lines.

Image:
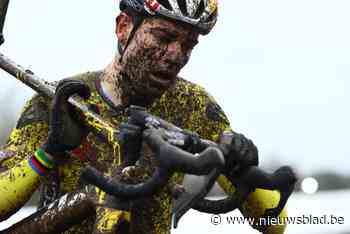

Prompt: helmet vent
xmin=193 ymin=0 xmax=205 ymax=19
xmin=158 ymin=0 xmax=173 ymax=11
xmin=186 ymin=0 xmax=202 ymax=18
xmin=178 ymin=0 xmax=189 ymax=16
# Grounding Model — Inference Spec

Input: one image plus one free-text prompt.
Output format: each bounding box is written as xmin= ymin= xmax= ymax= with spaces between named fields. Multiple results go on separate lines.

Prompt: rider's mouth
xmin=149 ymin=71 xmax=176 ymax=87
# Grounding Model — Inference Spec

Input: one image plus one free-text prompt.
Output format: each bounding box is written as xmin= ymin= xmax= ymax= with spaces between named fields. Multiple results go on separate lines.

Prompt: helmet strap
xmin=119 ymin=16 xmax=144 ymax=63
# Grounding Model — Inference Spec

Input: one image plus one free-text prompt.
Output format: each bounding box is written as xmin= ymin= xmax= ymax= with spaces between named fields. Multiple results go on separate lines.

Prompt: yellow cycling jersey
xmin=0 ymin=71 xmax=287 ymax=233
xmin=0 ymin=158 xmax=41 ymax=222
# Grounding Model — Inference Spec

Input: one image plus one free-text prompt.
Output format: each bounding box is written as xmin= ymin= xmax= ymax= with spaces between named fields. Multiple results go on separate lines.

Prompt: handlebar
xmin=82 ymin=129 xmax=225 ymax=200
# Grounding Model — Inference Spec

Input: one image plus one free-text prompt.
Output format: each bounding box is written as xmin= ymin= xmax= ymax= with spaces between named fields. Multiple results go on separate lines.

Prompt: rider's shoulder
xmin=172 ymin=76 xmax=210 ymax=97
xmin=16 ymin=94 xmax=50 ymax=129
xmin=173 ymin=77 xmax=230 ymax=125
xmin=16 ymin=70 xmax=102 ymax=129
xmin=60 ymin=70 xmax=102 ymax=91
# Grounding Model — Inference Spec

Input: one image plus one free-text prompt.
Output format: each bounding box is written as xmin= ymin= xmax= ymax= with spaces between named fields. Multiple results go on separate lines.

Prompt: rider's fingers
xmin=142 ymin=128 xmax=166 ymax=153
xmin=120 ymin=122 xmax=141 ymax=132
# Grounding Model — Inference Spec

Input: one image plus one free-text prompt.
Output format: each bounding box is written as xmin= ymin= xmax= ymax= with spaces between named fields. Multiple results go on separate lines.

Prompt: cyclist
xmin=0 ymin=0 xmax=288 ymax=233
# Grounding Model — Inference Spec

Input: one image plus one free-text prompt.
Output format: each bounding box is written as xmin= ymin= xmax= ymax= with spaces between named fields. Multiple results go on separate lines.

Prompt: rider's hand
xmin=219 ymin=131 xmax=259 ymax=175
xmin=41 ymin=79 xmax=91 ymax=156
xmin=142 ymin=127 xmax=168 ymax=154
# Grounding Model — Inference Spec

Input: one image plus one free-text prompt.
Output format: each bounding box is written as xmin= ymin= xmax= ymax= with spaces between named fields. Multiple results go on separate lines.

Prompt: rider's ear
xmin=116 ymin=13 xmax=133 ymax=48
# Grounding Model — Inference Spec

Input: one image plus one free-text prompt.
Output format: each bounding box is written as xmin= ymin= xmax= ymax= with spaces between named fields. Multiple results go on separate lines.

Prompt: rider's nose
xmin=164 ymin=42 xmax=190 ymax=68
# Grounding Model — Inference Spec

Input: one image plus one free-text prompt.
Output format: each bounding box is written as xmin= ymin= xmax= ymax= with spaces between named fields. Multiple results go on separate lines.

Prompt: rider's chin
xmin=149 ymin=71 xmax=176 ymax=88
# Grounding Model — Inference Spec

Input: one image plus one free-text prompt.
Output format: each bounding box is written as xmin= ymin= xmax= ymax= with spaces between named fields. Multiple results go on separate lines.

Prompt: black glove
xmin=42 ymin=79 xmax=91 ymax=156
xmin=118 ymin=121 xmax=143 ymax=166
xmin=219 ymin=131 xmax=259 ymax=175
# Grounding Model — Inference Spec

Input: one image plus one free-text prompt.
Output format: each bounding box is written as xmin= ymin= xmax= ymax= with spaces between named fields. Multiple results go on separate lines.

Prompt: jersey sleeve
xmin=189 ymin=86 xmax=288 ymax=233
xmin=0 ymin=94 xmax=50 ymax=221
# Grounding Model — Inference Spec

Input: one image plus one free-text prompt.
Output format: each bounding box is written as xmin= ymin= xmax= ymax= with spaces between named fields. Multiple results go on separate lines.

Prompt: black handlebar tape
xmin=143 ymin=130 xmax=225 ymax=175
xmin=159 ymin=145 xmax=224 ymax=175
xmin=81 ymin=166 xmax=170 ymax=199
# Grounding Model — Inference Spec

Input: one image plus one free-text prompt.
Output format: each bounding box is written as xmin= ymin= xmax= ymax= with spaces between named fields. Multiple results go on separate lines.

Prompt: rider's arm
xmin=0 ymin=79 xmax=90 ymax=222
xmin=0 ymin=148 xmax=53 ymax=222
xmin=192 ymin=87 xmax=288 ymax=234
xmin=0 ymin=95 xmax=51 ymax=221
xmin=217 ymin=176 xmax=287 ymax=234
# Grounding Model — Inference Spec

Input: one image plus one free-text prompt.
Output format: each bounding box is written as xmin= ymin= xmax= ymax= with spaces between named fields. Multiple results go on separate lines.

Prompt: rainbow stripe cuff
xmin=29 ymin=149 xmax=54 ymax=176
xmin=29 ymin=156 xmax=48 ymax=176
xmin=35 ymin=148 xmax=54 ymax=169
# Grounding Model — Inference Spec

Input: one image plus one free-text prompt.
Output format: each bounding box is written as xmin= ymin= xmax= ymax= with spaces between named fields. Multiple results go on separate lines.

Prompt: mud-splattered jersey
xmin=0 ymin=71 xmax=287 ymax=234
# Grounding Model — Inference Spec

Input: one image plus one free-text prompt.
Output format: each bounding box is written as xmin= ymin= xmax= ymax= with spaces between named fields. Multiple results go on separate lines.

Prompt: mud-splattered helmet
xmin=119 ymin=0 xmax=218 ymax=35
xmin=118 ymin=0 xmax=218 ymax=58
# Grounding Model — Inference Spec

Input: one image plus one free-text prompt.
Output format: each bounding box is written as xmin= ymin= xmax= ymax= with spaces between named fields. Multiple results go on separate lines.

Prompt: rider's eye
xmin=149 ymin=28 xmax=176 ymax=45
xmin=159 ymin=35 xmax=173 ymax=44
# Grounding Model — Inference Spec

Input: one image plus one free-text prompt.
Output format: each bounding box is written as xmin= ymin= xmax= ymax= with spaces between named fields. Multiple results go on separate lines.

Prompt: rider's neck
xmin=101 ymin=57 xmax=123 ymax=107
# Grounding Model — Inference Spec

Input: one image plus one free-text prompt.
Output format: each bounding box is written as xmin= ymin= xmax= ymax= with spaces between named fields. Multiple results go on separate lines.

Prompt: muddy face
xmin=118 ymin=16 xmax=199 ymax=105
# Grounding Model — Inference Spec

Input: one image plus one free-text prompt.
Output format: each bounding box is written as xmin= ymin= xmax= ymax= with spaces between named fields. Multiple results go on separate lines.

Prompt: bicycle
xmin=1 ymin=106 xmax=297 ymax=234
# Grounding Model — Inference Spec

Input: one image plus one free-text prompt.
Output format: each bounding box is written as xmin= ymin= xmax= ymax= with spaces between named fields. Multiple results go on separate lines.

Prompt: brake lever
xmin=172 ymin=168 xmax=220 ymax=228
xmin=127 ymin=105 xmax=189 ymax=146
